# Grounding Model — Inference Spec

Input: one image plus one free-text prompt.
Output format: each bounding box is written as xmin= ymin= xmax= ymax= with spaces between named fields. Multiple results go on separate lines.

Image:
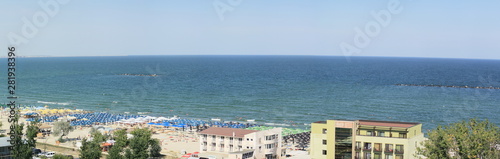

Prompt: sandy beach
xmin=0 ymin=110 xmax=201 ymax=158
xmin=0 ymin=108 xmax=310 ymax=158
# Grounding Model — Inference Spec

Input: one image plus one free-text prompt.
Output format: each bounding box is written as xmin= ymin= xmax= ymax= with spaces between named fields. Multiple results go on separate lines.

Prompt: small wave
xmin=37 ymin=101 xmax=71 ymax=105
xmin=395 ymin=84 xmax=500 ymax=89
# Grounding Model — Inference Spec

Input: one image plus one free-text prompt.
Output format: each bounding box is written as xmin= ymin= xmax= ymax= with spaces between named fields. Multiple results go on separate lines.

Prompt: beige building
xmin=310 ymin=120 xmax=425 ymax=159
xmin=199 ymin=127 xmax=285 ymax=159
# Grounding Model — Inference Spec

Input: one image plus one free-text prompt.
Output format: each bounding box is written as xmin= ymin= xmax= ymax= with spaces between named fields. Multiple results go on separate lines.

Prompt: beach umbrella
xmin=101 ymin=143 xmax=112 ymax=147
xmin=157 ymin=117 xmax=168 ymax=121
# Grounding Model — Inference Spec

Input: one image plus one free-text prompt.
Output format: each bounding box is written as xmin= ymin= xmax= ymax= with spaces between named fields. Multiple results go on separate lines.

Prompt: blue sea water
xmin=2 ymin=56 xmax=500 ymax=132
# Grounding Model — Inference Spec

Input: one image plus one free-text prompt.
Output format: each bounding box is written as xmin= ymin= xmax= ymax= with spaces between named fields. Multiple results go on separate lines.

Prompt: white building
xmin=199 ymin=127 xmax=284 ymax=159
xmin=0 ymin=137 xmax=12 ymax=159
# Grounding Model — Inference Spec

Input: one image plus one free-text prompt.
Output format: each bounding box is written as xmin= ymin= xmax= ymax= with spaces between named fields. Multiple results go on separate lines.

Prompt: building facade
xmin=0 ymin=137 xmax=12 ymax=159
xmin=199 ymin=127 xmax=284 ymax=159
xmin=310 ymin=120 xmax=425 ymax=159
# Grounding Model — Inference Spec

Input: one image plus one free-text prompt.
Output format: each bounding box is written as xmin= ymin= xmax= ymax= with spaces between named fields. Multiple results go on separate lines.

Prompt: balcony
xmin=373 ymin=148 xmax=382 ymax=152
xmin=355 ymin=146 xmax=361 ymax=151
xmin=384 ymin=149 xmax=394 ymax=153
xmin=395 ymin=150 xmax=404 ymax=154
xmin=363 ymin=147 xmax=372 ymax=151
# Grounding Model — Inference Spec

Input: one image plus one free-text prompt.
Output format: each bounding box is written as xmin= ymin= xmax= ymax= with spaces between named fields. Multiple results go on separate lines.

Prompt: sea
xmin=2 ymin=56 xmax=500 ymax=132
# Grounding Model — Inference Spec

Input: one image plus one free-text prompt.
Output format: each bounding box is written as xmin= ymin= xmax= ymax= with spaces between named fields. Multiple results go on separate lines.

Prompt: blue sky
xmin=1 ymin=0 xmax=499 ymax=59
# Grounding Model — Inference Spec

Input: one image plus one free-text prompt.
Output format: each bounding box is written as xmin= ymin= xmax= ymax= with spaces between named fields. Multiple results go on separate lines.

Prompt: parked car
xmin=45 ymin=152 xmax=56 ymax=158
xmin=32 ymin=148 xmax=42 ymax=156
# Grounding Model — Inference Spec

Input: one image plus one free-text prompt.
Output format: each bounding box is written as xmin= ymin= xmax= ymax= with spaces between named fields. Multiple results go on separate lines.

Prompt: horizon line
xmin=0 ymin=54 xmax=498 ymax=61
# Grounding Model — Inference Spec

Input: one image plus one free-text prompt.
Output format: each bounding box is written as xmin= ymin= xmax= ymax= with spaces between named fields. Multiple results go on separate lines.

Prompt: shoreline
xmin=0 ymin=106 xmax=309 ymax=158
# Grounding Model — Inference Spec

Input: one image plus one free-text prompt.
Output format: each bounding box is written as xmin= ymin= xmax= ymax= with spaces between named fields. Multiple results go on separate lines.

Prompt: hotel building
xmin=310 ymin=120 xmax=425 ymax=159
xmin=199 ymin=127 xmax=285 ymax=159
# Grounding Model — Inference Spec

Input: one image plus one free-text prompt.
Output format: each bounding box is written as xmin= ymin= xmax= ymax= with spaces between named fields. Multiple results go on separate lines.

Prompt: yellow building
xmin=310 ymin=120 xmax=425 ymax=159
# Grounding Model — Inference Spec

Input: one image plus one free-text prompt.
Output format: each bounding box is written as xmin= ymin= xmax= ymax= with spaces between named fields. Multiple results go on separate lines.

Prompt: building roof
xmin=199 ymin=127 xmax=258 ymax=138
xmin=0 ymin=137 xmax=12 ymax=147
xmin=358 ymin=120 xmax=420 ymax=128
xmin=313 ymin=121 xmax=326 ymax=124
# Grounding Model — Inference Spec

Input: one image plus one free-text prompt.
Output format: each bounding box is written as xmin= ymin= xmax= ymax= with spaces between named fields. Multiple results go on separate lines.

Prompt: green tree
xmin=52 ymin=121 xmax=75 ymax=141
xmin=26 ymin=116 xmax=40 ymax=149
xmin=9 ymin=111 xmax=33 ymax=158
xmin=107 ymin=129 xmax=128 ymax=159
xmin=126 ymin=128 xmax=152 ymax=159
xmin=79 ymin=138 xmax=102 ymax=159
xmin=417 ymin=118 xmax=500 ymax=159
xmin=149 ymin=138 xmax=162 ymax=157
xmin=91 ymin=129 xmax=108 ymax=143
xmin=53 ymin=154 xmax=73 ymax=159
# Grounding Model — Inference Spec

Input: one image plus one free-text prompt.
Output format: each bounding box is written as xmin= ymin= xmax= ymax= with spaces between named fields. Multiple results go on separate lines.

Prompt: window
xmin=374 ymin=143 xmax=382 ymax=151
xmin=229 ymin=145 xmax=233 ymax=151
xmin=322 ymin=140 xmax=327 ymax=145
xmin=378 ymin=131 xmax=385 ymax=137
xmin=374 ymin=153 xmax=381 ymax=159
xmin=395 ymin=145 xmax=404 ymax=154
xmin=266 ymin=134 xmax=278 ymax=140
xmin=355 ymin=152 xmax=360 ymax=159
xmin=265 ymin=144 xmax=275 ymax=149
xmin=367 ymin=130 xmax=373 ymax=136
xmin=385 ymin=144 xmax=393 ymax=152
xmin=356 ymin=142 xmax=362 ymax=150
xmin=322 ymin=150 xmax=327 ymax=155
xmin=398 ymin=133 xmax=407 ymax=138
xmin=364 ymin=152 xmax=371 ymax=159
xmin=395 ymin=155 xmax=403 ymax=159
xmin=322 ymin=129 xmax=327 ymax=134
xmin=385 ymin=154 xmax=393 ymax=159
xmin=364 ymin=142 xmax=372 ymax=151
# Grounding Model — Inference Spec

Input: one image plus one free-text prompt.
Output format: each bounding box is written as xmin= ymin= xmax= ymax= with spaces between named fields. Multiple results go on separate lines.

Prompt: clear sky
xmin=1 ymin=0 xmax=499 ymax=59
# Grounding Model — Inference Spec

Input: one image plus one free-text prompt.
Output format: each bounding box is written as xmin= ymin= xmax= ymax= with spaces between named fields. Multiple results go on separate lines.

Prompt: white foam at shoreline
xmin=37 ymin=101 xmax=71 ymax=105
